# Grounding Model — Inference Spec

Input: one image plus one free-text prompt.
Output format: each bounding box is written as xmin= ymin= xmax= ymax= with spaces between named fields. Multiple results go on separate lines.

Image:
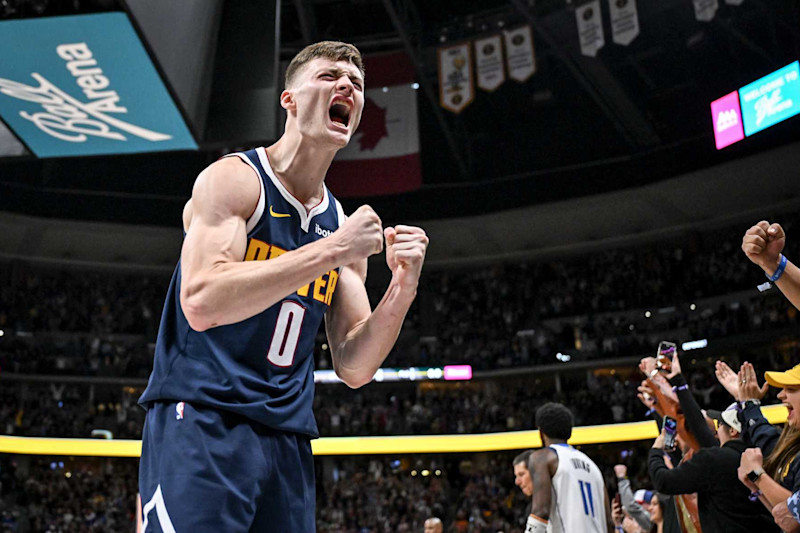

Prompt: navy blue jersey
xmin=139 ymin=146 xmax=345 ymax=437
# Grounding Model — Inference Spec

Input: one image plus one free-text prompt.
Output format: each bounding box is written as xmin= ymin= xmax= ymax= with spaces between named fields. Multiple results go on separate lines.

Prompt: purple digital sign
xmin=710 ymin=90 xmax=745 ymax=150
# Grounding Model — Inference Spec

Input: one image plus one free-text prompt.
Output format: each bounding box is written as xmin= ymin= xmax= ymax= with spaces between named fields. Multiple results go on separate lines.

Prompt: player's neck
xmin=265 ymin=134 xmax=337 ymax=207
xmin=543 ymin=436 xmax=568 ymax=448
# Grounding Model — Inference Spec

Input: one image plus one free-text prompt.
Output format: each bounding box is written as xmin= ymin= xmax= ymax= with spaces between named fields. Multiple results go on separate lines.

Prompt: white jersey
xmin=547 ymin=444 xmax=607 ymax=533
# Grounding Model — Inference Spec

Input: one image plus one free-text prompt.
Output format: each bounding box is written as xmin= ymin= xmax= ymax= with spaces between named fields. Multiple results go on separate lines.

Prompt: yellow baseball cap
xmin=765 ymin=363 xmax=800 ymax=388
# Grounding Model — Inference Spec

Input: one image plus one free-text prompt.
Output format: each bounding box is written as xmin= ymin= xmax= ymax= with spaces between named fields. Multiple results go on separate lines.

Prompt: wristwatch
xmin=747 ymin=468 xmax=765 ymax=484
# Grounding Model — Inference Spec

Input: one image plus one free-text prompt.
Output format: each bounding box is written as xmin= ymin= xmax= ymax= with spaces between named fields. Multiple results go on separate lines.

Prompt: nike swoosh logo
xmin=269 ymin=205 xmax=291 ymax=218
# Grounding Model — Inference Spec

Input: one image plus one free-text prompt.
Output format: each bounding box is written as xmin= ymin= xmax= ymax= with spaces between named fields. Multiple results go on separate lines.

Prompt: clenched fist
xmin=384 ymin=225 xmax=429 ymax=292
xmin=333 ymin=205 xmax=384 ymax=265
xmin=742 ymin=221 xmax=785 ymax=274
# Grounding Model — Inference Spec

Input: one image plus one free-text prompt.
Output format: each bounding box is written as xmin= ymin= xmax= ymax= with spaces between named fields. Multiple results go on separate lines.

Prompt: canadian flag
xmin=325 ymin=52 xmax=421 ymax=197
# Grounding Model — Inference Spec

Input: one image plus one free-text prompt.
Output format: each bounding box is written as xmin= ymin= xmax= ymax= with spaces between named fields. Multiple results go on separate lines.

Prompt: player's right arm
xmin=743 ymin=221 xmax=800 ymax=309
xmin=526 ymin=448 xmax=556 ymax=532
xmin=179 ymin=158 xmax=382 ymax=331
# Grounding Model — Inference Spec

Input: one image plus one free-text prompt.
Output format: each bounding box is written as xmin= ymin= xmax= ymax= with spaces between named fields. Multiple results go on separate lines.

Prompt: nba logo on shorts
xmin=176 ymin=402 xmax=185 ymax=420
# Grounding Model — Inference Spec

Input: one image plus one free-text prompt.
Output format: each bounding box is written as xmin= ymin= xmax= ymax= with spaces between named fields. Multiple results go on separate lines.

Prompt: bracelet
xmin=672 ymin=384 xmax=689 ymax=392
xmin=748 ymin=490 xmax=762 ymax=502
xmin=767 ymin=254 xmax=788 ymax=282
xmin=616 ymin=527 xmax=625 ymax=533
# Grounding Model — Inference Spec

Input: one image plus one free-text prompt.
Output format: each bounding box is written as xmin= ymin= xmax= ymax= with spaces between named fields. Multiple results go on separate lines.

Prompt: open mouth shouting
xmin=329 ymin=97 xmax=352 ymax=130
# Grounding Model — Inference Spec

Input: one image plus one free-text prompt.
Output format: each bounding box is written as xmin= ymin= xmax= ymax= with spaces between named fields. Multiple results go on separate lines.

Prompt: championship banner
xmin=474 ymin=35 xmax=505 ymax=91
xmin=326 ymin=52 xmax=422 ymax=198
xmin=438 ymin=43 xmax=474 ymax=114
xmin=608 ymin=0 xmax=639 ymax=46
xmin=693 ymin=0 xmax=718 ymax=22
xmin=503 ymin=26 xmax=536 ymax=83
xmin=0 ymin=13 xmax=196 ymax=158
xmin=576 ymin=1 xmax=605 ymax=58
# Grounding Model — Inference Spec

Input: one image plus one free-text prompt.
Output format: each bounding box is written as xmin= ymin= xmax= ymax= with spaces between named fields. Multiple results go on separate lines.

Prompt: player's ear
xmin=280 ymin=89 xmax=295 ymax=111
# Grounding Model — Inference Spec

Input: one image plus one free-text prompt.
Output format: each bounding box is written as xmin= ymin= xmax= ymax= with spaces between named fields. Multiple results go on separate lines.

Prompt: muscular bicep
xmin=180 ymin=158 xmax=260 ymax=303
xmin=324 ymin=261 xmax=370 ymax=359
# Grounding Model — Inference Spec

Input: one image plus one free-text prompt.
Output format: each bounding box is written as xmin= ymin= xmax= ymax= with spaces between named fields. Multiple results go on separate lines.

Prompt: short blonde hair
xmin=285 ymin=41 xmax=365 ymax=88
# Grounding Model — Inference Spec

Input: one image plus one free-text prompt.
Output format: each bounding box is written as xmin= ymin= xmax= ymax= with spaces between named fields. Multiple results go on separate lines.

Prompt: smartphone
xmin=614 ymin=493 xmax=622 ymax=508
xmin=663 ymin=416 xmax=678 ymax=451
xmin=656 ymin=341 xmax=677 ymax=372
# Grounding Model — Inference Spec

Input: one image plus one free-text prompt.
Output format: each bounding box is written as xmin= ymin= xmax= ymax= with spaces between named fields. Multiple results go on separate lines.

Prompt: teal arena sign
xmin=0 ymin=13 xmax=197 ymax=157
xmin=739 ymin=61 xmax=800 ymax=138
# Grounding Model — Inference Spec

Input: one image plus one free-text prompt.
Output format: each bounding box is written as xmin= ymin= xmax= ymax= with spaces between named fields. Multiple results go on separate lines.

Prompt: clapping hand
xmin=715 ymin=360 xmax=742 ymax=401
xmin=738 ymin=361 xmax=769 ymax=402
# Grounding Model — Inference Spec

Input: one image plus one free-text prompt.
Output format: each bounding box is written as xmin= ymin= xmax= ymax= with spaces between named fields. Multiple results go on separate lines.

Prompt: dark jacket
xmin=649 ymin=439 xmax=779 ymax=533
xmin=739 ymin=401 xmax=800 ymax=492
xmin=668 ymin=374 xmax=717 ymax=448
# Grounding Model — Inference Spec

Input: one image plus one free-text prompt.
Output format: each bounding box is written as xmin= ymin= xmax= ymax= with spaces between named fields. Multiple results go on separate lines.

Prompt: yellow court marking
xmin=0 ymin=404 xmax=787 ymax=458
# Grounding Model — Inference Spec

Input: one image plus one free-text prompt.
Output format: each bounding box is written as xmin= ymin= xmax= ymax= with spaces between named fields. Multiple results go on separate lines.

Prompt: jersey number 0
xmin=267 ymin=301 xmax=306 ymax=367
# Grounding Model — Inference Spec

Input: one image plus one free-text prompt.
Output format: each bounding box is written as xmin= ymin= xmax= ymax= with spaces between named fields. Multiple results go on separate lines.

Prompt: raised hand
xmin=640 ymin=357 xmax=658 ymax=377
xmin=742 ymin=221 xmax=785 ymax=274
xmin=333 ymin=205 xmax=384 ymax=265
xmin=614 ymin=464 xmax=628 ymax=478
xmin=715 ymin=360 xmax=742 ymax=401
xmin=637 ymin=381 xmax=657 ymax=410
xmin=738 ymin=448 xmax=765 ymax=492
xmin=738 ymin=361 xmax=769 ymax=402
xmin=384 ymin=225 xmax=428 ymax=291
xmin=666 ymin=351 xmax=683 ymax=380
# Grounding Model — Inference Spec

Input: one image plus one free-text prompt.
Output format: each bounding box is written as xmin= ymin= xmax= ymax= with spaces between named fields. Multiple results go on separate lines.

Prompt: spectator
xmin=734 ymin=362 xmax=800 ymax=520
xmin=648 ymin=400 xmax=778 ymax=533
xmin=424 ymin=516 xmax=443 ymax=533
xmin=614 ymin=464 xmax=652 ymax=532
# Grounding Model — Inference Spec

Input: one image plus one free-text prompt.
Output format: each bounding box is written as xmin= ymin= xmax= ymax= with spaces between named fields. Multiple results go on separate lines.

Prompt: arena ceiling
xmin=0 ymin=0 xmax=799 ymax=226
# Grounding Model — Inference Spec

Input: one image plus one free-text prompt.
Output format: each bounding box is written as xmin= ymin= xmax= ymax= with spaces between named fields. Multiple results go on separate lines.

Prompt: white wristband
xmin=525 ymin=515 xmax=548 ymax=533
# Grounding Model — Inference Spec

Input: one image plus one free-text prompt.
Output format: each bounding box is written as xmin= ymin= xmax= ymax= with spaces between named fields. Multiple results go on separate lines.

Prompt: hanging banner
xmin=693 ymin=0 xmax=718 ymax=22
xmin=438 ymin=43 xmax=474 ymax=114
xmin=327 ymin=52 xmax=422 ymax=197
xmin=608 ymin=0 xmax=639 ymax=46
xmin=503 ymin=26 xmax=536 ymax=83
xmin=474 ymin=35 xmax=505 ymax=91
xmin=576 ymin=1 xmax=605 ymax=58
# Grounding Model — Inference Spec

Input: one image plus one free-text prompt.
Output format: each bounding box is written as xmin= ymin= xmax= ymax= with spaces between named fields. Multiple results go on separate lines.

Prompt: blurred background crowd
xmin=2 ymin=211 xmax=799 ymax=532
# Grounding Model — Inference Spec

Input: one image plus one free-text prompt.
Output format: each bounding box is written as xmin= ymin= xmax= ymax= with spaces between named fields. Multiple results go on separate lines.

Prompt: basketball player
xmin=137 ymin=41 xmax=428 ymax=532
xmin=525 ymin=403 xmax=614 ymax=533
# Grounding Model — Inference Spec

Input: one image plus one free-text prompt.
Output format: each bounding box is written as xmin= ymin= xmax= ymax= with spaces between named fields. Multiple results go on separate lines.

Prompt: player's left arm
xmin=325 ymin=225 xmax=428 ymax=388
xmin=527 ymin=448 xmax=556 ymax=532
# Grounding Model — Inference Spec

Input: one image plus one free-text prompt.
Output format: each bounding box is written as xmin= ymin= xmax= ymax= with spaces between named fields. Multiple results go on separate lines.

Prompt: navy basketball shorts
xmin=139 ymin=402 xmax=316 ymax=532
